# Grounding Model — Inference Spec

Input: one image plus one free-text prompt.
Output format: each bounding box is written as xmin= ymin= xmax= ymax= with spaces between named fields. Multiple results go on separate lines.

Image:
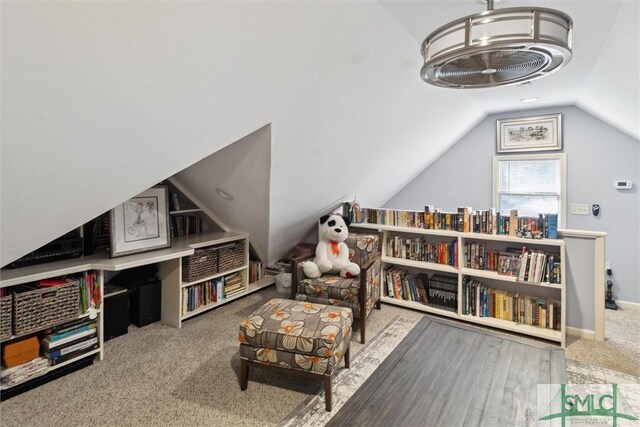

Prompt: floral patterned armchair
xmin=291 ymin=231 xmax=381 ymax=343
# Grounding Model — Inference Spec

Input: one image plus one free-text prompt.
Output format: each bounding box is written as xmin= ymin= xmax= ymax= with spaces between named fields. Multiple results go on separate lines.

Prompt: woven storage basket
xmin=182 ymin=247 xmax=218 ymax=283
xmin=0 ymin=295 xmax=12 ymax=341
xmin=12 ymin=282 xmax=79 ymax=336
xmin=218 ymin=241 xmax=245 ymax=273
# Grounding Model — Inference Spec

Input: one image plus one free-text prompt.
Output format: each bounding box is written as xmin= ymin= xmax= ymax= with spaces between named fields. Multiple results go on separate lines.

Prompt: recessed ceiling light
xmin=216 ymin=187 xmax=234 ymax=201
xmin=520 ymin=97 xmax=539 ymax=103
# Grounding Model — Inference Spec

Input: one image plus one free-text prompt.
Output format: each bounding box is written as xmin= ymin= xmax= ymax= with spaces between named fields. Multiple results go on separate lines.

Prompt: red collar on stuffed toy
xmin=330 ymin=241 xmax=340 ymax=255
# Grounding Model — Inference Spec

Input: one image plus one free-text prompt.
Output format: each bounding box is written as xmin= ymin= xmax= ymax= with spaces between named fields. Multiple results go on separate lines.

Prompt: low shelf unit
xmin=158 ymin=231 xmax=274 ymax=328
xmin=0 ymin=265 xmax=105 ymax=393
xmin=352 ymin=222 xmax=566 ymax=346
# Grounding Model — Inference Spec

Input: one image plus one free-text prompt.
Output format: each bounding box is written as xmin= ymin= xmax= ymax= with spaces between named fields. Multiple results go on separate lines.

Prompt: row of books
xmin=249 ymin=260 xmax=266 ymax=283
xmin=462 ymin=277 xmax=561 ymax=330
xmin=343 ymin=202 xmax=558 ymax=239
xmin=40 ymin=318 xmax=99 ymax=366
xmin=465 ymin=243 xmax=561 ymax=284
xmin=75 ymin=271 xmax=102 ymax=314
xmin=170 ymin=214 xmax=203 ymax=238
xmin=181 ymin=272 xmax=244 ymax=314
xmin=385 ymin=236 xmax=457 ymax=267
xmin=384 ymin=267 xmax=458 ymax=312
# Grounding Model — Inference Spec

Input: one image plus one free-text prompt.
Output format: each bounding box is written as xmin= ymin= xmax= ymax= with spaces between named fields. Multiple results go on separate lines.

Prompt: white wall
xmin=384 ymin=106 xmax=640 ymax=305
xmin=1 ymin=2 xmax=484 ymax=266
xmin=172 ymin=125 xmax=271 ymax=262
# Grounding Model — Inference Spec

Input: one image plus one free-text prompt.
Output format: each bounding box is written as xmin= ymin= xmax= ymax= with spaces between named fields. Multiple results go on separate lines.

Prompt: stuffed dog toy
xmin=302 ymin=214 xmax=361 ymax=279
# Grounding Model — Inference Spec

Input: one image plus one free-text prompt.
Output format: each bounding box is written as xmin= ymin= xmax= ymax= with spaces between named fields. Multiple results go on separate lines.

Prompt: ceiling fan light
xmin=421 ymin=4 xmax=573 ymax=88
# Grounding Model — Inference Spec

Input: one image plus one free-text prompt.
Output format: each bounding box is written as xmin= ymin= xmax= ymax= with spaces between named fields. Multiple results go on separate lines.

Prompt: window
xmin=492 ymin=154 xmax=566 ymax=227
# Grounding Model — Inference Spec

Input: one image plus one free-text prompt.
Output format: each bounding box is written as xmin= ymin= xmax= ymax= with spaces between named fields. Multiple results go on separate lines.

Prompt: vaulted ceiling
xmin=1 ymin=1 xmax=638 ymax=266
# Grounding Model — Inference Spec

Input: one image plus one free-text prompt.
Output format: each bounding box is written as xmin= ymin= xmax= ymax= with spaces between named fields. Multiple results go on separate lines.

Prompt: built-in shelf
xmin=365 ymin=223 xmax=566 ymax=346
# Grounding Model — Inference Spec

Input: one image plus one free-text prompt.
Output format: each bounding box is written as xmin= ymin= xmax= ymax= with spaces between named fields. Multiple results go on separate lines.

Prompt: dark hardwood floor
xmin=327 ymin=317 xmax=566 ymax=427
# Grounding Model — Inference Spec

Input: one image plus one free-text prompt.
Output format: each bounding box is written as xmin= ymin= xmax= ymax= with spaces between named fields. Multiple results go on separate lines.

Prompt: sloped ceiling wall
xmin=172 ymin=125 xmax=271 ymax=263
xmin=2 ymin=2 xmax=638 ymax=266
xmin=1 ymin=2 xmax=483 ymax=266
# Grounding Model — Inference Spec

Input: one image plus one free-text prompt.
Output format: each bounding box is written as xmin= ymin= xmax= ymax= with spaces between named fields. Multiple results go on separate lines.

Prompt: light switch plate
xmin=570 ymin=203 xmax=590 ymax=215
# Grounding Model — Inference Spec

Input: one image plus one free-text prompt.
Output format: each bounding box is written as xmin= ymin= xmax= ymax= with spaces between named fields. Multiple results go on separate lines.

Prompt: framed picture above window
xmin=497 ymin=113 xmax=562 ymax=153
xmin=109 ymin=185 xmax=171 ymax=258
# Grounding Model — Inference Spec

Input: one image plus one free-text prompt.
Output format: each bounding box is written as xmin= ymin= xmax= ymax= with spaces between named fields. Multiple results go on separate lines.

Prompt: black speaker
xmin=129 ymin=280 xmax=161 ymax=327
xmin=103 ymin=286 xmax=129 ymax=341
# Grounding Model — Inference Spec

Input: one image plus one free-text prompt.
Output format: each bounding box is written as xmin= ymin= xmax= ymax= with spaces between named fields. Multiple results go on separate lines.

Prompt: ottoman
xmin=238 ymin=298 xmax=352 ymax=411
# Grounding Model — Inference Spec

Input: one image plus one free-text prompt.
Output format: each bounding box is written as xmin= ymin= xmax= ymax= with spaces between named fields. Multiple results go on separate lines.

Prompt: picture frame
xmin=109 ymin=185 xmax=171 ymax=258
xmin=497 ymin=113 xmax=562 ymax=153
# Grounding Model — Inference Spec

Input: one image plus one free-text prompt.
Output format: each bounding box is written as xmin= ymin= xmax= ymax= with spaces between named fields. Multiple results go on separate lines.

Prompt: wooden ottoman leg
xmin=324 ymin=374 xmax=333 ymax=411
xmin=344 ymin=345 xmax=351 ymax=369
xmin=240 ymin=357 xmax=248 ymax=390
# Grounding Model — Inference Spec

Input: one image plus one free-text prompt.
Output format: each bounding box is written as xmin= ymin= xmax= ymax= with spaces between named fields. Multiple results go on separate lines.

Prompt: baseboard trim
xmin=615 ymin=300 xmax=640 ymax=311
xmin=567 ymin=326 xmax=595 ymax=340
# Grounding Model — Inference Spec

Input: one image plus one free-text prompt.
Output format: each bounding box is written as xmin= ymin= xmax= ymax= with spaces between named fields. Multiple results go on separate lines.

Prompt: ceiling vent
xmin=420 ymin=0 xmax=573 ymax=88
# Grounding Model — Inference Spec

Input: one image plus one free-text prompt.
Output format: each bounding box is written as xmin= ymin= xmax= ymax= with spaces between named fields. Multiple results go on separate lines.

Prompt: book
xmin=547 ymin=214 xmax=558 ymax=239
xmin=42 ymin=321 xmax=97 ymax=342
xmin=42 ymin=328 xmax=97 ymax=351
xmin=509 ymin=209 xmax=518 ymax=236
xmin=49 ymin=343 xmax=99 ymax=366
xmin=41 ymin=318 xmax=93 ymax=335
xmin=44 ymin=337 xmax=99 ymax=359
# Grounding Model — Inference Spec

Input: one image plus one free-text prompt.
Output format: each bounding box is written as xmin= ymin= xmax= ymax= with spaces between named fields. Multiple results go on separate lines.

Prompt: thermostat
xmin=615 ymin=181 xmax=632 ymax=189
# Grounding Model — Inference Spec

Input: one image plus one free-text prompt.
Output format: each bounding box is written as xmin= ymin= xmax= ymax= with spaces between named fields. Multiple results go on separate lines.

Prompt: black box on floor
xmin=103 ymin=284 xmax=129 ymax=341
xmin=128 ymin=280 xmax=161 ymax=327
xmin=110 ymin=265 xmax=162 ymax=327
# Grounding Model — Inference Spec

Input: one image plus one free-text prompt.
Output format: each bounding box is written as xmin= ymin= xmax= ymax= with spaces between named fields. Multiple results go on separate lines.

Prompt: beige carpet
xmin=565 ymin=307 xmax=640 ymax=377
xmin=1 ymin=286 xmax=637 ymax=426
xmin=0 ymin=286 xmax=423 ymax=427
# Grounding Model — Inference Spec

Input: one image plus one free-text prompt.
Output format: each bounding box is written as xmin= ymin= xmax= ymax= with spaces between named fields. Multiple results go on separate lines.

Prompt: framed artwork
xmin=497 ymin=113 xmax=562 ymax=153
xmin=109 ymin=185 xmax=171 ymax=258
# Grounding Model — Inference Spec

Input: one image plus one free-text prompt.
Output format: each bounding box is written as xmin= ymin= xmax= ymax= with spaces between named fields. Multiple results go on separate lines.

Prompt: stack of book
xmin=40 ymin=319 xmax=98 ymax=366
xmin=1 ymin=357 xmax=49 ymax=388
xmin=265 ymin=261 xmax=291 ymax=276
xmin=224 ymin=273 xmax=244 ymax=298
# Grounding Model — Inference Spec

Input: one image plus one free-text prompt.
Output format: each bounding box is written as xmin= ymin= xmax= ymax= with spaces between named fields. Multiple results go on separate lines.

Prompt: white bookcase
xmin=0 ymin=262 xmax=106 ymax=392
xmin=157 ymin=231 xmax=274 ymax=328
xmin=353 ymin=223 xmax=566 ymax=346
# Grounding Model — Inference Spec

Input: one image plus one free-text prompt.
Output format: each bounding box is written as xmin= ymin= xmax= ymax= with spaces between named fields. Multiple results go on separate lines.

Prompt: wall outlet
xmin=570 ymin=203 xmax=590 ymax=215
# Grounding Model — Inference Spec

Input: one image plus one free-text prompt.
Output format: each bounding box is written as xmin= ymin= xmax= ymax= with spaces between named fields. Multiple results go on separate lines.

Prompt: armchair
xmin=291 ymin=231 xmax=381 ymax=343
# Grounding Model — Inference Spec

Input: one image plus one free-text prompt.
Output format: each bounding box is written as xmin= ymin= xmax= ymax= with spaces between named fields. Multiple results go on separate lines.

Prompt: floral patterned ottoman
xmin=238 ymin=298 xmax=352 ymax=411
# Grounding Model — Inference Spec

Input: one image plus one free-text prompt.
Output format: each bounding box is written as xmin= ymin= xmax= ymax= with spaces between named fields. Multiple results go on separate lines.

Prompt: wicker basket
xmin=218 ymin=241 xmax=246 ymax=273
xmin=12 ymin=281 xmax=80 ymax=336
xmin=182 ymin=247 xmax=218 ymax=283
xmin=0 ymin=295 xmax=12 ymax=341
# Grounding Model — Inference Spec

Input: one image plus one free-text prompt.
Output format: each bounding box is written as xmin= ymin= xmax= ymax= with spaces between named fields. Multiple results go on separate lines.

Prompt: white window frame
xmin=492 ymin=153 xmax=567 ymax=228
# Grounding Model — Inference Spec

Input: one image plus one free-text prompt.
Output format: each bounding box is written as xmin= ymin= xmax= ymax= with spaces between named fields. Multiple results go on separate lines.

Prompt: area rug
xmin=278 ymin=316 xmax=419 ymax=427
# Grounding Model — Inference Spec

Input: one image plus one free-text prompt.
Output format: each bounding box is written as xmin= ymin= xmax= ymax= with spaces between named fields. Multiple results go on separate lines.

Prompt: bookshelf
xmin=157 ymin=232 xmax=274 ymax=328
xmin=353 ymin=223 xmax=566 ymax=347
xmin=0 ymin=267 xmax=105 ymax=395
xmin=165 ymin=178 xmax=225 ymax=238
xmin=0 ymin=181 xmax=273 ymax=395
